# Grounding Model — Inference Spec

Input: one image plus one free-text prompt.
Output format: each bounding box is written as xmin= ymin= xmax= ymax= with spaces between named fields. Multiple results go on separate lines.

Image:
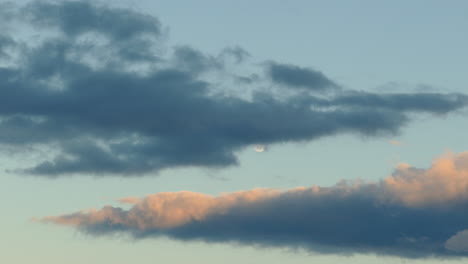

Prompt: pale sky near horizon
xmin=1 ymin=0 xmax=468 ymax=263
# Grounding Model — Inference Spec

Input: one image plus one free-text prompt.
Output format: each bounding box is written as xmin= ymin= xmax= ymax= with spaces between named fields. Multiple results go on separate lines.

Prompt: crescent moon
xmin=254 ymin=145 xmax=266 ymax=153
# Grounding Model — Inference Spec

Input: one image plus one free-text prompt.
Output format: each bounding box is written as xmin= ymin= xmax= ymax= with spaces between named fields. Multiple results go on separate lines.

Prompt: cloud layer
xmin=41 ymin=152 xmax=468 ymax=257
xmin=1 ymin=0 xmax=467 ymax=176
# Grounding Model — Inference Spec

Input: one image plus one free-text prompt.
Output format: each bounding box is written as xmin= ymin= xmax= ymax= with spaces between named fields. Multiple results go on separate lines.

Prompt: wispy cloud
xmin=40 ymin=152 xmax=468 ymax=257
xmin=390 ymin=140 xmax=403 ymax=146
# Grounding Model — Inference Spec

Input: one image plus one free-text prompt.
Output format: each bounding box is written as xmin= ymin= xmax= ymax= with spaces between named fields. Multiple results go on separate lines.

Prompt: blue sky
xmin=1 ymin=0 xmax=468 ymax=263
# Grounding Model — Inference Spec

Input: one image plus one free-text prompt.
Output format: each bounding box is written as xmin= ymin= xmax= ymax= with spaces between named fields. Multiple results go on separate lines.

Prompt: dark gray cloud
xmin=22 ymin=0 xmax=163 ymax=64
xmin=267 ymin=62 xmax=339 ymax=91
xmin=0 ymin=34 xmax=14 ymax=58
xmin=172 ymin=45 xmax=249 ymax=74
xmin=172 ymin=45 xmax=222 ymax=74
xmin=0 ymin=0 xmax=467 ymax=176
xmin=23 ymin=0 xmax=161 ymax=41
xmin=41 ymin=152 xmax=468 ymax=258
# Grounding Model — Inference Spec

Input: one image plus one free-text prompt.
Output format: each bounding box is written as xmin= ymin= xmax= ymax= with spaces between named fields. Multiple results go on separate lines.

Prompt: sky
xmin=1 ymin=0 xmax=468 ymax=263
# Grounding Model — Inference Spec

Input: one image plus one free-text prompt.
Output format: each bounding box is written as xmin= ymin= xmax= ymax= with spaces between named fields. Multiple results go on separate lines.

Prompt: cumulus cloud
xmin=0 ymin=0 xmax=467 ymax=176
xmin=384 ymin=154 xmax=468 ymax=207
xmin=41 ymin=152 xmax=468 ymax=257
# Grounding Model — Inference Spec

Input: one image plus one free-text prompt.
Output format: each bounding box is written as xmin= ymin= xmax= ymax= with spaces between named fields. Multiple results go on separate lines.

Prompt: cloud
xmin=446 ymin=230 xmax=468 ymax=252
xmin=0 ymin=0 xmax=467 ymax=176
xmin=390 ymin=140 xmax=402 ymax=146
xmin=385 ymin=153 xmax=468 ymax=207
xmin=0 ymin=34 xmax=14 ymax=58
xmin=41 ymin=152 xmax=468 ymax=258
xmin=23 ymin=0 xmax=161 ymax=41
xmin=220 ymin=46 xmax=250 ymax=64
xmin=172 ymin=45 xmax=222 ymax=74
xmin=117 ymin=197 xmax=141 ymax=205
xmin=331 ymin=92 xmax=467 ymax=114
xmin=266 ymin=61 xmax=339 ymax=91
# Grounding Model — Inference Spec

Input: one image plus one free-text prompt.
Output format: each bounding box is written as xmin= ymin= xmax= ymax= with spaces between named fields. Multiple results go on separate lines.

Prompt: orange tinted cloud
xmin=118 ymin=197 xmax=141 ymax=204
xmin=390 ymin=140 xmax=403 ymax=146
xmin=39 ymin=151 xmax=468 ymax=257
xmin=43 ymin=189 xmax=281 ymax=230
xmin=384 ymin=152 xmax=468 ymax=206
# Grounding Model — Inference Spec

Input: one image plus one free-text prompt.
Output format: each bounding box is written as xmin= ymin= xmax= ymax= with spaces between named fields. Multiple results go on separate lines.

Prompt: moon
xmin=254 ymin=145 xmax=266 ymax=153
